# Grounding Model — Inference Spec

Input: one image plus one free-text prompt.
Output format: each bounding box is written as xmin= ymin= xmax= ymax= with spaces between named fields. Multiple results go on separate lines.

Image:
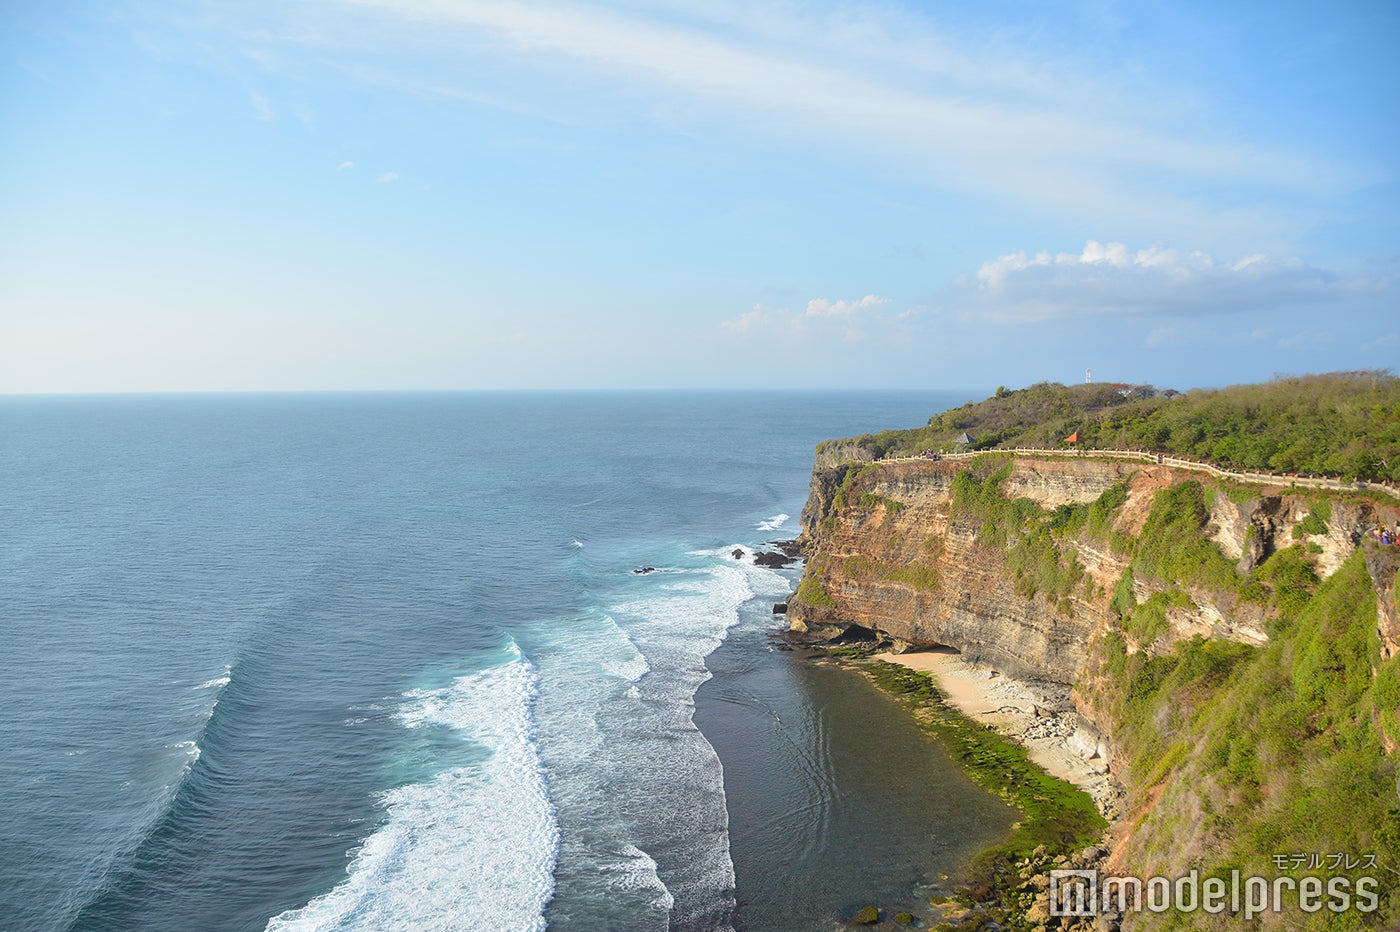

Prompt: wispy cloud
xmin=376 ymin=171 xmax=400 ymax=183
xmin=724 ymin=293 xmax=905 ymax=343
xmin=336 ymin=160 xmax=355 ymax=171
xmin=284 ymin=0 xmax=1337 ymax=246
xmin=804 ymin=294 xmax=890 ymax=318
xmin=248 ymin=88 xmax=274 ymax=121
xmin=958 ymin=240 xmax=1385 ymax=323
xmin=721 ymin=305 xmax=768 ymax=334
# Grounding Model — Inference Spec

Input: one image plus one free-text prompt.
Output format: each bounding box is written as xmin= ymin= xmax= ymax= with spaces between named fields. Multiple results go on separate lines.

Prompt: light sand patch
xmin=874 ymin=649 xmax=1124 ymax=819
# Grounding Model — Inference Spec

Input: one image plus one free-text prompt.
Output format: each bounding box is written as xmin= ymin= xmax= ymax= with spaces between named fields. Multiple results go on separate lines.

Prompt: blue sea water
xmin=0 ymin=390 xmax=1005 ymax=931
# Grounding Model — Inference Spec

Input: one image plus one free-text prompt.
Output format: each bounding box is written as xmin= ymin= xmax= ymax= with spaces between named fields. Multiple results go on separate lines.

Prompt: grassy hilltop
xmin=819 ymin=371 xmax=1400 ymax=483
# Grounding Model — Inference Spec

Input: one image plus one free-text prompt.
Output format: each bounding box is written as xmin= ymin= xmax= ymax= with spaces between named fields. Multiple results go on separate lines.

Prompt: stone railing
xmin=879 ymin=447 xmax=1400 ymax=502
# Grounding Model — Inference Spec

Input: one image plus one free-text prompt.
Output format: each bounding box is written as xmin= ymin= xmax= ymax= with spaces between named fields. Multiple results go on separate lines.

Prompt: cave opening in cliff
xmin=831 ymin=624 xmax=879 ymax=644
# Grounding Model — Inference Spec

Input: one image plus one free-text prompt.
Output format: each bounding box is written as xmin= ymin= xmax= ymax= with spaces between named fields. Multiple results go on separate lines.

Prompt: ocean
xmin=0 ymin=390 xmax=1014 ymax=931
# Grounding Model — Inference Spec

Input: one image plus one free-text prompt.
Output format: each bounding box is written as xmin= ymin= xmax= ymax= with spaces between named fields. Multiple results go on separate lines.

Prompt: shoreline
xmin=871 ymin=648 xmax=1125 ymax=821
xmin=697 ymin=610 xmax=1021 ymax=930
xmin=792 ymin=640 xmax=1122 ymax=928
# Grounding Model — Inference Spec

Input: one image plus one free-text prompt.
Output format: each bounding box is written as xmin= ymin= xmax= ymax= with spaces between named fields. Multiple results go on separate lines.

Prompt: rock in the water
xmin=732 ymin=548 xmax=745 ymax=559
xmin=772 ymin=602 xmax=788 ymax=614
xmin=753 ymin=550 xmax=795 ymax=568
xmin=770 ymin=538 xmax=803 ymax=558
xmin=852 ymin=906 xmax=880 ymax=925
xmin=632 ymin=567 xmax=656 ymax=575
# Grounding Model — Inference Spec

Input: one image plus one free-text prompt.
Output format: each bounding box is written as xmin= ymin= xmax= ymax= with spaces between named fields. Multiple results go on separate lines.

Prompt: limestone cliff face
xmin=790 ymin=455 xmax=1389 ymax=694
xmin=793 ymin=450 xmax=1400 ymax=924
xmin=794 ymin=458 xmax=1134 ymax=681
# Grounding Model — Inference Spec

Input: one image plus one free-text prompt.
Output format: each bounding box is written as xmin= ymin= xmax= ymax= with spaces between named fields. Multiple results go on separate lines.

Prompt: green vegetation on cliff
xmin=796 ymin=373 xmax=1400 ymax=926
xmin=817 ymin=371 xmax=1400 ymax=482
xmin=947 ymin=462 xmax=1131 ymax=616
xmin=796 ymin=574 xmax=836 ymax=609
xmin=947 ymin=471 xmax=1398 ymax=925
xmin=1084 ymin=552 xmax=1400 ymax=928
xmin=1133 ymin=482 xmax=1238 ymax=590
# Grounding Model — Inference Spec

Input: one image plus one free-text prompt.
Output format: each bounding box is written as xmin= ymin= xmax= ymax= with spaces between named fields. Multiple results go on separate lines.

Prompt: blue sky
xmin=2 ymin=0 xmax=1396 ymax=393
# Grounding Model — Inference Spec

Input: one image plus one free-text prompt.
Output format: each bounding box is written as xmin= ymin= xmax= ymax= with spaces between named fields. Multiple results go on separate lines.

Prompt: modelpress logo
xmin=1049 ymin=868 xmax=1381 ymax=920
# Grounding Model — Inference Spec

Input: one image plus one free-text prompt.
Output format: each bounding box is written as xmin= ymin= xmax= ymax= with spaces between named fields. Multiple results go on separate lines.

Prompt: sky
xmin=2 ymin=0 xmax=1397 ymax=393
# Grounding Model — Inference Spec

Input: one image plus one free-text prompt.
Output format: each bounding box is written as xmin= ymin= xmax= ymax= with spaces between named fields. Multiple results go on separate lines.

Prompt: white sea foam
xmin=692 ymin=544 xmax=798 ymax=600
xmin=570 ymin=538 xmax=585 ymax=549
xmin=196 ymin=666 xmax=232 ymax=691
xmin=158 ymin=740 xmax=202 ymax=780
xmin=601 ymin=845 xmax=675 ymax=913
xmin=600 ymin=615 xmax=651 ymax=686
xmin=603 ymin=561 xmax=752 ymax=928
xmin=756 ymin=513 xmax=790 ymax=531
xmin=157 ymin=740 xmax=204 ymax=791
xmin=264 ymin=645 xmax=560 ymax=932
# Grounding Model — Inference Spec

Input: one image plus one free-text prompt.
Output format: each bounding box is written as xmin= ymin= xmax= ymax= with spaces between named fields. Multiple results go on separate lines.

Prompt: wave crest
xmin=265 ymin=645 xmax=559 ymax=932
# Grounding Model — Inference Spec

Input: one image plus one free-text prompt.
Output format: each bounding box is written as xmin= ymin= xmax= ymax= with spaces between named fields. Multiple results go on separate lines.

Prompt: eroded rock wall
xmin=792 ymin=458 xmax=1135 ymax=681
xmin=791 ymin=456 xmax=1390 ymax=688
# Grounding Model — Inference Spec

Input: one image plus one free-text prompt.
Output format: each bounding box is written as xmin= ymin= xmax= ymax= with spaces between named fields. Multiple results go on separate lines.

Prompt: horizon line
xmin=0 ymin=385 xmax=993 ymax=399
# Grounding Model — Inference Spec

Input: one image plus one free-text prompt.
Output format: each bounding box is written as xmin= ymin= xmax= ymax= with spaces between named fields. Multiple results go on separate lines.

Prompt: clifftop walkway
xmin=877 ymin=447 xmax=1400 ymax=503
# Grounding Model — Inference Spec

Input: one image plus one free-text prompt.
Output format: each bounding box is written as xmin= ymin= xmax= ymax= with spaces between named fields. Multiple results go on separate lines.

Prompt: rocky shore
xmin=873 ymin=648 xmax=1124 ymax=821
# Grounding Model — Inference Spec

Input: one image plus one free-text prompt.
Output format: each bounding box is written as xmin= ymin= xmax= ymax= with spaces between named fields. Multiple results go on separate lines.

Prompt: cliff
xmin=794 ymin=457 xmax=1134 ymax=678
xmin=791 ymin=455 xmax=1391 ymax=679
xmin=790 ymin=450 xmax=1400 ymax=928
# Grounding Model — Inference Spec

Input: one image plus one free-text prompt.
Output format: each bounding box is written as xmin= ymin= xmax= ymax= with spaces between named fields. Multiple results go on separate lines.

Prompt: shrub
xmin=823 ymin=372 xmax=1400 ymax=483
xmin=885 ymin=563 xmax=941 ymax=590
xmin=1123 ymin=589 xmax=1193 ymax=646
xmin=1254 ymin=545 xmax=1319 ymax=617
xmin=1133 ymin=482 xmax=1239 ymax=592
xmin=1296 ymin=511 xmax=1328 ymax=536
xmin=1087 ymin=553 xmax=1400 ymax=923
xmin=796 ymin=576 xmax=835 ymax=609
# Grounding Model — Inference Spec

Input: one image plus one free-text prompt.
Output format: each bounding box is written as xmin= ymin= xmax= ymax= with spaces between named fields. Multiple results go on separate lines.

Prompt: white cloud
xmin=721 ymin=305 xmax=768 ymax=333
xmin=974 ymin=241 xmax=1216 ymax=290
xmin=962 ymin=240 xmax=1380 ymax=323
xmin=804 ymin=294 xmax=890 ymax=318
xmin=376 ymin=171 xmax=400 ymax=183
xmin=724 ymin=294 xmax=915 ymax=344
xmin=336 ymin=160 xmax=355 ymax=171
